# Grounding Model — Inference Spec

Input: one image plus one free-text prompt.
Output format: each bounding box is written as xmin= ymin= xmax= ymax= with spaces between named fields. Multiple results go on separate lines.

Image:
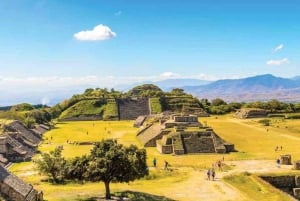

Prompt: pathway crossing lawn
xmin=202 ymin=115 xmax=300 ymax=160
xmin=9 ymin=116 xmax=300 ymax=201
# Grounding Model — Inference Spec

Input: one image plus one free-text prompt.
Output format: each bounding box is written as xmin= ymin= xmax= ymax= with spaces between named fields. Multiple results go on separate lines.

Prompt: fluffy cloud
xmin=266 ymin=58 xmax=290 ymax=66
xmin=159 ymin=72 xmax=180 ymax=78
xmin=273 ymin=44 xmax=284 ymax=52
xmin=74 ymin=24 xmax=116 ymax=41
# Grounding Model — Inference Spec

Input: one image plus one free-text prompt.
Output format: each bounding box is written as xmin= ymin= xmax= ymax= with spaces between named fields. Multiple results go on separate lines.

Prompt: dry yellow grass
xmin=8 ymin=115 xmax=300 ymax=201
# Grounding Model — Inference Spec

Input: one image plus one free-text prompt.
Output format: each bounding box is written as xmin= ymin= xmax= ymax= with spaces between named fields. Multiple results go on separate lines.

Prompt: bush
xmin=267 ymin=114 xmax=286 ymax=118
xmin=285 ymin=114 xmax=300 ymax=119
xmin=258 ymin=119 xmax=270 ymax=126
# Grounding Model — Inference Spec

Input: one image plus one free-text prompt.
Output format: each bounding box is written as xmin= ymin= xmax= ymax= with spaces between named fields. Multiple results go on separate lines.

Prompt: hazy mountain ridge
xmin=183 ymin=74 xmax=300 ymax=102
xmin=1 ymin=74 xmax=300 ymax=106
xmin=115 ymin=79 xmax=211 ymax=92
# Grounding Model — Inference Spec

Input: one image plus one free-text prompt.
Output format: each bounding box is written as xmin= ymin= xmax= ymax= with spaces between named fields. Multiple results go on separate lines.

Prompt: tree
xmin=211 ymin=98 xmax=227 ymax=106
xmin=170 ymin=88 xmax=184 ymax=95
xmin=258 ymin=119 xmax=270 ymax=126
xmin=36 ymin=146 xmax=66 ymax=183
xmin=86 ymin=140 xmax=148 ymax=199
xmin=64 ymin=155 xmax=90 ymax=181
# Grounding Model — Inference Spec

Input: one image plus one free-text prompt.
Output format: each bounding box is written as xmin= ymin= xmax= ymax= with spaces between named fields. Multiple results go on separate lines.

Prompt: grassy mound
xmin=59 ymin=99 xmax=106 ymax=120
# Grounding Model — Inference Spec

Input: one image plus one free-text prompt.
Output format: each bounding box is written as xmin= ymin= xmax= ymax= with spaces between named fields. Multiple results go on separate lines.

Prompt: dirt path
xmin=165 ymin=160 xmax=294 ymax=201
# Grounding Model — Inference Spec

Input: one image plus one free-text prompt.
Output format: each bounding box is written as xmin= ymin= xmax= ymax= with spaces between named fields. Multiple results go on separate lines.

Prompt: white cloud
xmin=266 ymin=58 xmax=290 ymax=66
xmin=0 ymin=73 xmax=217 ymax=90
xmin=273 ymin=44 xmax=284 ymax=52
xmin=74 ymin=24 xmax=116 ymax=41
xmin=114 ymin=11 xmax=122 ymax=16
xmin=159 ymin=72 xmax=180 ymax=78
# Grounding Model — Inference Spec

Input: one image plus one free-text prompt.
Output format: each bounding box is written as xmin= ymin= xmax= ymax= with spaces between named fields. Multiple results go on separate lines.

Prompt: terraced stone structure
xmin=0 ymin=165 xmax=43 ymax=201
xmin=235 ymin=108 xmax=268 ymax=119
xmin=137 ymin=114 xmax=234 ymax=155
xmin=156 ymin=128 xmax=234 ymax=154
xmin=0 ymin=121 xmax=48 ymax=165
xmin=181 ymin=106 xmax=209 ymax=117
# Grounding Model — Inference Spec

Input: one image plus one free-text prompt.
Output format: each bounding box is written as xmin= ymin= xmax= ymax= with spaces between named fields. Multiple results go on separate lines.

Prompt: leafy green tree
xmin=170 ymin=88 xmax=184 ymax=95
xmin=211 ymin=98 xmax=227 ymax=106
xmin=64 ymin=155 xmax=90 ymax=181
xmin=36 ymin=146 xmax=66 ymax=183
xmin=86 ymin=140 xmax=148 ymax=199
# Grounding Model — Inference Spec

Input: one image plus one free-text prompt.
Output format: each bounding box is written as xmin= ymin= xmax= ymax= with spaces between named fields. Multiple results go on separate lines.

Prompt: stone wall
xmin=235 ymin=108 xmax=268 ymax=119
xmin=261 ymin=175 xmax=300 ymax=199
xmin=59 ymin=115 xmax=103 ymax=121
xmin=117 ymin=98 xmax=150 ymax=120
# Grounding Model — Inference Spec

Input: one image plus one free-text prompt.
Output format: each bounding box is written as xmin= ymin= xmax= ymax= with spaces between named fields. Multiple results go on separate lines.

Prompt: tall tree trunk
xmin=104 ymin=181 xmax=111 ymax=200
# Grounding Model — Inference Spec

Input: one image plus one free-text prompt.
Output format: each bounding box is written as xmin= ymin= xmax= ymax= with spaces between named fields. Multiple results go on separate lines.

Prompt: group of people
xmin=206 ymin=167 xmax=216 ymax=181
xmin=206 ymin=159 xmax=223 ymax=181
xmin=275 ymin=145 xmax=283 ymax=152
xmin=152 ymin=157 xmax=170 ymax=170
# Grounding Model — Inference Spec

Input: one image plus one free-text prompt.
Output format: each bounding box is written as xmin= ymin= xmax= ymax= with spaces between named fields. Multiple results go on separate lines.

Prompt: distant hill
xmin=115 ymin=78 xmax=211 ymax=91
xmin=54 ymin=84 xmax=203 ymax=121
xmin=184 ymin=74 xmax=300 ymax=102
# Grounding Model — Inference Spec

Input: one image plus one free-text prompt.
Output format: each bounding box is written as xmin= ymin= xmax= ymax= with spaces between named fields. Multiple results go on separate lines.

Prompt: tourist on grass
xmin=153 ymin=157 xmax=157 ymax=167
xmin=207 ymin=168 xmax=211 ymax=180
xmin=217 ymin=160 xmax=222 ymax=171
xmin=164 ymin=160 xmax=169 ymax=170
xmin=211 ymin=168 xmax=215 ymax=180
xmin=211 ymin=168 xmax=215 ymax=181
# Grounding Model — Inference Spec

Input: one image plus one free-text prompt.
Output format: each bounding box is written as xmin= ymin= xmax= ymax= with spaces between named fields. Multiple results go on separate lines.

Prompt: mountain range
xmin=1 ymin=74 xmax=300 ymax=106
xmin=183 ymin=74 xmax=300 ymax=102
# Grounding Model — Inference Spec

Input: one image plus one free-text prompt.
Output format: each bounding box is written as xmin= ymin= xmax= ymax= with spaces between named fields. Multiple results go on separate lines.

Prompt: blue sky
xmin=0 ymin=0 xmax=299 ymax=105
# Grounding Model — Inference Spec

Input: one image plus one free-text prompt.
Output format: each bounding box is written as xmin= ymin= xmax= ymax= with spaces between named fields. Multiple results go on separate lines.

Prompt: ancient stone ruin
xmin=0 ymin=121 xmax=49 ymax=200
xmin=281 ymin=154 xmax=292 ymax=165
xmin=0 ymin=165 xmax=43 ymax=201
xmin=134 ymin=116 xmax=147 ymax=128
xmin=235 ymin=108 xmax=268 ymax=119
xmin=137 ymin=114 xmax=234 ymax=155
xmin=117 ymin=98 xmax=151 ymax=120
xmin=0 ymin=121 xmax=48 ymax=165
xmin=181 ymin=105 xmax=209 ymax=117
xmin=261 ymin=175 xmax=300 ymax=200
xmin=294 ymin=161 xmax=300 ymax=170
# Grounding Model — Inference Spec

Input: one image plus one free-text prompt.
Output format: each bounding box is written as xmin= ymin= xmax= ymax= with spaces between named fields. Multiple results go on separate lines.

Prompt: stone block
xmin=281 ymin=154 xmax=292 ymax=165
xmin=295 ymin=176 xmax=300 ymax=187
xmin=294 ymin=161 xmax=300 ymax=170
xmin=293 ymin=188 xmax=300 ymax=199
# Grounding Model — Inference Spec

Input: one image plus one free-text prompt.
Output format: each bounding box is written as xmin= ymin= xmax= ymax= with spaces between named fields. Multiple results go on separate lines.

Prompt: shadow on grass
xmin=79 ymin=190 xmax=176 ymax=201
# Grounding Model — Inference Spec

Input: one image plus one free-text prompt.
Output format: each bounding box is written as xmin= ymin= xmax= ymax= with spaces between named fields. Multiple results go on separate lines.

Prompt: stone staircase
xmin=182 ymin=133 xmax=216 ymax=153
xmin=117 ymin=98 xmax=150 ymax=120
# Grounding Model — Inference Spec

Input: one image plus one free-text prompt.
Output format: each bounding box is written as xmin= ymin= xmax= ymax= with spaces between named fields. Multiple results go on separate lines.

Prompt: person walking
xmin=153 ymin=157 xmax=157 ymax=167
xmin=217 ymin=160 xmax=222 ymax=171
xmin=276 ymin=158 xmax=281 ymax=168
xmin=211 ymin=168 xmax=216 ymax=181
xmin=164 ymin=160 xmax=169 ymax=170
xmin=207 ymin=168 xmax=211 ymax=180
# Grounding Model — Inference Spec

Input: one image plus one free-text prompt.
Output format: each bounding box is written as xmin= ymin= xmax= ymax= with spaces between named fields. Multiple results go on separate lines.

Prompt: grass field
xmin=8 ymin=115 xmax=300 ymax=201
